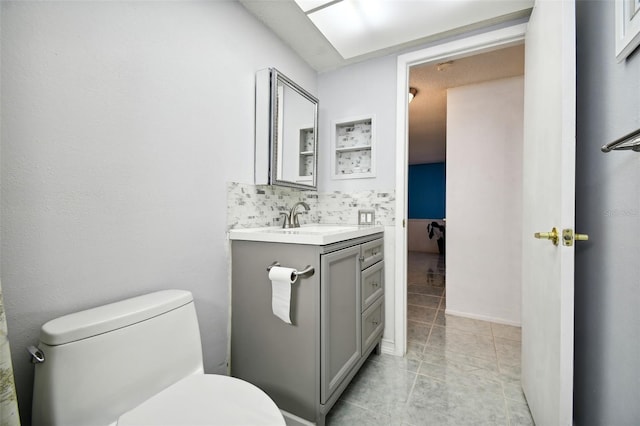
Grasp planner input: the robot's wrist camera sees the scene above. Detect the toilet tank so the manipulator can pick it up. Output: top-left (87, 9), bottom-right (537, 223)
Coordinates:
top-left (32, 290), bottom-right (204, 426)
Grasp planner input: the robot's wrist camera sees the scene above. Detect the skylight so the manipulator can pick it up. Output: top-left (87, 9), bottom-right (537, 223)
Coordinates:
top-left (294, 0), bottom-right (533, 59)
top-left (294, 0), bottom-right (342, 13)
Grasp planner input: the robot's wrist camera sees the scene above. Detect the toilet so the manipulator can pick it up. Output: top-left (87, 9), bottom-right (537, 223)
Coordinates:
top-left (30, 290), bottom-right (285, 426)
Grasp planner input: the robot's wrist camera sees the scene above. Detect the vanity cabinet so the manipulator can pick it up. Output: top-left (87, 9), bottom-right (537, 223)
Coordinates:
top-left (230, 233), bottom-right (384, 426)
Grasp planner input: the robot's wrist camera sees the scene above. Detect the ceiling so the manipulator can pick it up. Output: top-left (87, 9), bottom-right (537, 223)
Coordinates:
top-left (408, 44), bottom-right (525, 164)
top-left (239, 0), bottom-right (532, 72)
top-left (239, 0), bottom-right (529, 165)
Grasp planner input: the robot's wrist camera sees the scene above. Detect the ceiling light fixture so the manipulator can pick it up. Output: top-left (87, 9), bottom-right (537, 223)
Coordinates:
top-left (436, 60), bottom-right (454, 71)
top-left (408, 87), bottom-right (418, 103)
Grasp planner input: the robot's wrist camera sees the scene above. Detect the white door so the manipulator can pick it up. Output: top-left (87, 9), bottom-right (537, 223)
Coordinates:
top-left (395, 4), bottom-right (578, 422)
top-left (521, 0), bottom-right (578, 425)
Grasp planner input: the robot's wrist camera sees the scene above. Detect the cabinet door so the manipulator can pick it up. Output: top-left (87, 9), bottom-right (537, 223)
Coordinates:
top-left (320, 245), bottom-right (361, 404)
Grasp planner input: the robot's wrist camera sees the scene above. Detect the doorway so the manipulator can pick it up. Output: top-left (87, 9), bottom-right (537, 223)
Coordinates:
top-left (393, 23), bottom-right (528, 356)
top-left (394, 5), bottom-right (578, 423)
top-left (405, 43), bottom-right (525, 347)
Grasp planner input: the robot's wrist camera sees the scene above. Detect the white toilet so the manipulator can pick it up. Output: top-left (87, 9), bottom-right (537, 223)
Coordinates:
top-left (30, 290), bottom-right (285, 426)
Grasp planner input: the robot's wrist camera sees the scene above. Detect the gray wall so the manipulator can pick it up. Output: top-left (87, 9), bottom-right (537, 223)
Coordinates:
top-left (0, 1), bottom-right (316, 423)
top-left (575, 1), bottom-right (640, 425)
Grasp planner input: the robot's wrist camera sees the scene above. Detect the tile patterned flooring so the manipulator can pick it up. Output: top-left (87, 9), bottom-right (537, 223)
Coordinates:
top-left (326, 251), bottom-right (534, 426)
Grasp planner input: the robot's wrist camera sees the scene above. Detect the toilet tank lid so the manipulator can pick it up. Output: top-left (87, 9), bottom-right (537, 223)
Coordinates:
top-left (40, 290), bottom-right (194, 346)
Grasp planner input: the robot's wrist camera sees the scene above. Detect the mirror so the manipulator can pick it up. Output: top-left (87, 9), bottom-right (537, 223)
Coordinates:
top-left (269, 69), bottom-right (318, 190)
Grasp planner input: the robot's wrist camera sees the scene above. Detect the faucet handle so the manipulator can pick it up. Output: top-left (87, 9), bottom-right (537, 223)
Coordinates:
top-left (279, 212), bottom-right (290, 229)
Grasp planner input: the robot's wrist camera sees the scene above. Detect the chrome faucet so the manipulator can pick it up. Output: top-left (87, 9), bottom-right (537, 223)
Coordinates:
top-left (279, 201), bottom-right (310, 228)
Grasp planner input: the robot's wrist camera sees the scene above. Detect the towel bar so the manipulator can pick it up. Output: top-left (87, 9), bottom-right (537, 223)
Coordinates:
top-left (601, 127), bottom-right (640, 152)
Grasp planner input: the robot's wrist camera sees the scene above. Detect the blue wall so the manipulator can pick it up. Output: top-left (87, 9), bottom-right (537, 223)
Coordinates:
top-left (408, 162), bottom-right (446, 219)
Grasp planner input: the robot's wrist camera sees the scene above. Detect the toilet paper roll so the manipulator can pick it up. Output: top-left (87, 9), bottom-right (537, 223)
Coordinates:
top-left (268, 266), bottom-right (296, 324)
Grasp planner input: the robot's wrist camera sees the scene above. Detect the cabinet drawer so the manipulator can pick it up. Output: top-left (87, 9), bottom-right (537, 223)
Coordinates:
top-left (360, 238), bottom-right (383, 270)
top-left (361, 297), bottom-right (384, 356)
top-left (361, 261), bottom-right (384, 312)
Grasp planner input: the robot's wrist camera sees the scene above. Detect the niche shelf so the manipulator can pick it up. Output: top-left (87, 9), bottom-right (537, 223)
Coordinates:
top-left (332, 116), bottom-right (375, 179)
top-left (298, 127), bottom-right (314, 182)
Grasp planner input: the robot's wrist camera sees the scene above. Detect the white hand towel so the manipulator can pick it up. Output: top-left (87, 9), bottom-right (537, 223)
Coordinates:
top-left (268, 266), bottom-right (296, 324)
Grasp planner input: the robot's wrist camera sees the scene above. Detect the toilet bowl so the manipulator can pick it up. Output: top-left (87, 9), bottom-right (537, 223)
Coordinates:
top-left (30, 290), bottom-right (285, 426)
top-left (118, 374), bottom-right (284, 425)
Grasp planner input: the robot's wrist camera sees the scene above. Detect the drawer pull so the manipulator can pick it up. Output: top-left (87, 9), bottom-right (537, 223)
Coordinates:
top-left (372, 320), bottom-right (379, 326)
top-left (371, 281), bottom-right (379, 288)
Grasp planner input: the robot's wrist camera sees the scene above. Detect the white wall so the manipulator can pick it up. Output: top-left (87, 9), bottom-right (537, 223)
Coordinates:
top-left (317, 55), bottom-right (397, 193)
top-left (445, 76), bottom-right (524, 325)
top-left (0, 1), bottom-right (316, 422)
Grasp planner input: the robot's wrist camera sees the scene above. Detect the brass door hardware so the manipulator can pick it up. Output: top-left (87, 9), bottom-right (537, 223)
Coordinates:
top-left (534, 227), bottom-right (560, 245)
top-left (534, 227), bottom-right (589, 246)
top-left (562, 229), bottom-right (589, 246)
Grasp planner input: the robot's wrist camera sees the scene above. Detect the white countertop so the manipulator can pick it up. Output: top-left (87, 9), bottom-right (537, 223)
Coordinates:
top-left (228, 224), bottom-right (384, 246)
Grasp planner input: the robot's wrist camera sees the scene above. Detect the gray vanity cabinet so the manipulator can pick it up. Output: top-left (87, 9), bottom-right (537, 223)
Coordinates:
top-left (230, 232), bottom-right (384, 426)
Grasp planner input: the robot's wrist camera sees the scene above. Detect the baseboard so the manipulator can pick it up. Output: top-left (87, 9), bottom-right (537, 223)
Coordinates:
top-left (380, 338), bottom-right (396, 355)
top-left (444, 308), bottom-right (521, 327)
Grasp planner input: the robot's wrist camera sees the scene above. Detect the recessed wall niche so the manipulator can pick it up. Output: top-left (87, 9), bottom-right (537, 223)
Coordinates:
top-left (331, 116), bottom-right (375, 179)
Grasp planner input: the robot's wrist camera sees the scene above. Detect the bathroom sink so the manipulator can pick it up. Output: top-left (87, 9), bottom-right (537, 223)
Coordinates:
top-left (264, 225), bottom-right (357, 234)
top-left (229, 224), bottom-right (384, 245)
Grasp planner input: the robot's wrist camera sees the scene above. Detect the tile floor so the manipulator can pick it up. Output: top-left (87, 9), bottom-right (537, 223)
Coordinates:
top-left (326, 251), bottom-right (534, 426)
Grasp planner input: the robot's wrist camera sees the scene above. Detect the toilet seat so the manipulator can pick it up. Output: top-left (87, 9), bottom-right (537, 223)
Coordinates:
top-left (117, 374), bottom-right (285, 426)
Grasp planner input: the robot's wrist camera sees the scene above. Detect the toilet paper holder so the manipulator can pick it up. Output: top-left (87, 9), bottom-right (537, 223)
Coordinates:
top-left (266, 261), bottom-right (315, 281)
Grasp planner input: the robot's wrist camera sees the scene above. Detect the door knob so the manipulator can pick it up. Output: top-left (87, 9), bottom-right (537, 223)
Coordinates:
top-left (562, 229), bottom-right (589, 246)
top-left (534, 227), bottom-right (559, 245)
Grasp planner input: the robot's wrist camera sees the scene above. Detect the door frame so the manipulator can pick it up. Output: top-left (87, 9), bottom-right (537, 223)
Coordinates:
top-left (393, 22), bottom-right (528, 356)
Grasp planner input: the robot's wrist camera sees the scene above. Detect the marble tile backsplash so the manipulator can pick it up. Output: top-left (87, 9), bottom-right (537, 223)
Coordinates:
top-left (318, 190), bottom-right (395, 226)
top-left (227, 182), bottom-right (319, 229)
top-left (227, 182), bottom-right (395, 230)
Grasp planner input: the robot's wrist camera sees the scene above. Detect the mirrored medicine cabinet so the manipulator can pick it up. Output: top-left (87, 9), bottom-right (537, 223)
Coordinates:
top-left (255, 68), bottom-right (318, 190)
